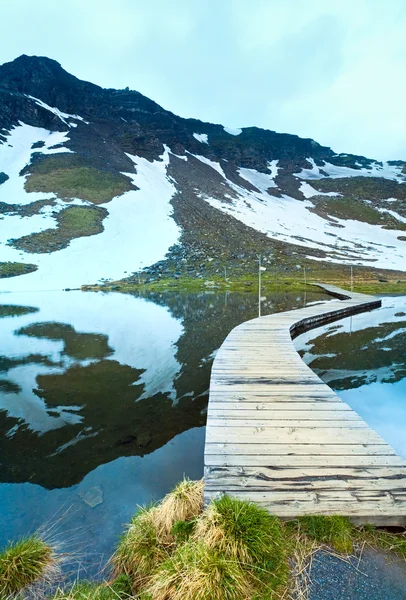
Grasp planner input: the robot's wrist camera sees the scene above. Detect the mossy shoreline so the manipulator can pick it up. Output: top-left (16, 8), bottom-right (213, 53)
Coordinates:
top-left (83, 271), bottom-right (406, 295)
top-left (1, 479), bottom-right (405, 599)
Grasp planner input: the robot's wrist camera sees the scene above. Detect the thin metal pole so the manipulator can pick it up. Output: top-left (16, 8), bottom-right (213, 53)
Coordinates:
top-left (258, 254), bottom-right (262, 318)
top-left (303, 267), bottom-right (307, 286)
top-left (351, 266), bottom-right (353, 293)
top-left (224, 266), bottom-right (227, 282)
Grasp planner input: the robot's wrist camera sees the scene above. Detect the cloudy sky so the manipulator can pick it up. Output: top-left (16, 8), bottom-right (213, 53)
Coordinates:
top-left (1, 0), bottom-right (405, 160)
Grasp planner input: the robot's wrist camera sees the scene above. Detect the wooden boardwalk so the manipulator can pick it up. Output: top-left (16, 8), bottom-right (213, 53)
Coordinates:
top-left (204, 284), bottom-right (406, 525)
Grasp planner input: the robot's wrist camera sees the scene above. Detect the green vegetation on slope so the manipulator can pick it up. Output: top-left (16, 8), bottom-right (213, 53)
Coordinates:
top-left (24, 154), bottom-right (135, 204)
top-left (9, 205), bottom-right (108, 253)
top-left (310, 176), bottom-right (406, 204)
top-left (310, 196), bottom-right (406, 230)
top-left (0, 198), bottom-right (55, 217)
top-left (0, 261), bottom-right (37, 278)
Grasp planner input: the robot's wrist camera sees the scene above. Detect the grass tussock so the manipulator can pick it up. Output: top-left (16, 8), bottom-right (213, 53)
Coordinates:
top-left (193, 496), bottom-right (289, 596)
top-left (153, 478), bottom-right (204, 543)
top-left (111, 478), bottom-right (203, 591)
top-left (111, 507), bottom-right (166, 591)
top-left (0, 535), bottom-right (58, 597)
top-left (145, 541), bottom-right (254, 600)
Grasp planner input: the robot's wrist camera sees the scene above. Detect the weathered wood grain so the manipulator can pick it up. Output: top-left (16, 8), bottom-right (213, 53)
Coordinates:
top-left (204, 283), bottom-right (406, 525)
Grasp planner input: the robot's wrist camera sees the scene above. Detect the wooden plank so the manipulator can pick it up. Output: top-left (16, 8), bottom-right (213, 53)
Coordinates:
top-left (208, 402), bottom-right (354, 411)
top-left (204, 443), bottom-right (396, 456)
top-left (205, 454), bottom-right (406, 467)
top-left (208, 409), bottom-right (362, 420)
top-left (206, 427), bottom-right (385, 444)
top-left (205, 466), bottom-right (406, 479)
top-left (207, 419), bottom-right (367, 428)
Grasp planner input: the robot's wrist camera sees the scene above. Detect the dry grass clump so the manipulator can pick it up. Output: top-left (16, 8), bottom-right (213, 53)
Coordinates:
top-left (357, 525), bottom-right (406, 559)
top-left (145, 541), bottom-right (254, 600)
top-left (111, 506), bottom-right (167, 591)
top-left (0, 535), bottom-right (59, 598)
top-left (152, 478), bottom-right (203, 543)
top-left (111, 479), bottom-right (203, 592)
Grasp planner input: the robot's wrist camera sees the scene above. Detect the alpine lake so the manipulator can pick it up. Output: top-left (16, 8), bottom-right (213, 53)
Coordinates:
top-left (0, 287), bottom-right (405, 577)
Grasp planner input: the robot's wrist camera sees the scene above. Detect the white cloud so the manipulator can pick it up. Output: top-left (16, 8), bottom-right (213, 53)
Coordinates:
top-left (1, 0), bottom-right (406, 159)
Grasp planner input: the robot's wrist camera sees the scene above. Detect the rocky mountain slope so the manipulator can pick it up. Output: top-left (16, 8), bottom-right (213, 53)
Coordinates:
top-left (1, 54), bottom-right (405, 291)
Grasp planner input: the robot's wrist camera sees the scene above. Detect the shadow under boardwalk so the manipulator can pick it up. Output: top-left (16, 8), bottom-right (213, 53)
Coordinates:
top-left (204, 284), bottom-right (406, 526)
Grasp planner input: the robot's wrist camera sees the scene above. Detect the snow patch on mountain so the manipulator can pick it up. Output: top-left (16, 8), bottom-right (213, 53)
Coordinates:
top-left (299, 181), bottom-right (340, 199)
top-left (197, 167), bottom-right (406, 270)
top-left (27, 95), bottom-right (89, 126)
top-left (193, 133), bottom-right (208, 144)
top-left (223, 126), bottom-right (242, 136)
top-left (0, 123), bottom-right (73, 209)
top-left (376, 207), bottom-right (406, 224)
top-left (237, 164), bottom-right (278, 192)
top-left (192, 154), bottom-right (226, 178)
top-left (0, 144), bottom-right (181, 292)
top-left (296, 157), bottom-right (406, 182)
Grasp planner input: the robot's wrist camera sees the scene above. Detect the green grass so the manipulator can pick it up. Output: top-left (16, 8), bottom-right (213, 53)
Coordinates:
top-left (10, 205), bottom-right (108, 253)
top-left (194, 496), bottom-right (289, 596)
top-left (51, 575), bottom-right (132, 599)
top-left (296, 515), bottom-right (354, 554)
top-left (0, 261), bottom-right (37, 278)
top-left (25, 154), bottom-right (135, 204)
top-left (84, 272), bottom-right (406, 295)
top-left (0, 536), bottom-right (56, 597)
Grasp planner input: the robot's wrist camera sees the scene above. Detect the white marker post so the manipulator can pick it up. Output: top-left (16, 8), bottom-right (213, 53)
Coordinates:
top-left (258, 254), bottom-right (262, 317)
top-left (258, 255), bottom-right (266, 317)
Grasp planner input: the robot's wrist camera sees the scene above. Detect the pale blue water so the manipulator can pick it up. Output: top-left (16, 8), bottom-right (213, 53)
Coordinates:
top-left (296, 294), bottom-right (406, 459)
top-left (0, 290), bottom-right (404, 580)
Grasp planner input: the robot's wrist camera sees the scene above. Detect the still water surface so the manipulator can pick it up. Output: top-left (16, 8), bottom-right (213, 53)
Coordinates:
top-left (0, 289), bottom-right (404, 574)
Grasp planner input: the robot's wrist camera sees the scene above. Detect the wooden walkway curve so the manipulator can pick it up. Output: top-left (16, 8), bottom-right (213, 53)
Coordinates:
top-left (204, 284), bottom-right (406, 525)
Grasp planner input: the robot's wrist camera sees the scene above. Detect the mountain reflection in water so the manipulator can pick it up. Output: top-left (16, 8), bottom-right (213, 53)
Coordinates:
top-left (0, 288), bottom-right (328, 570)
top-left (295, 295), bottom-right (406, 458)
